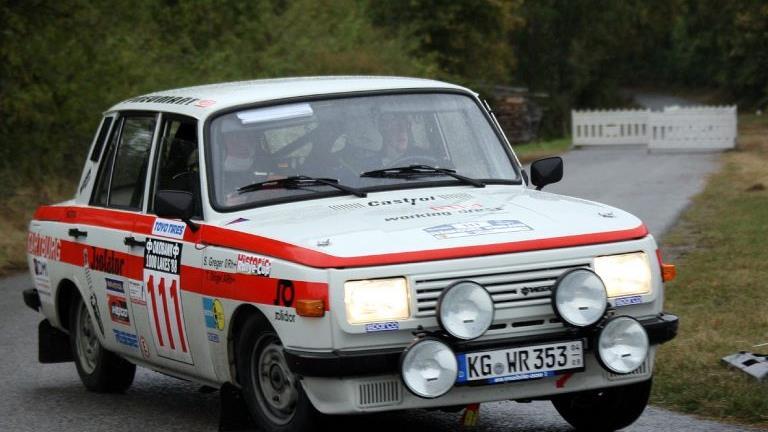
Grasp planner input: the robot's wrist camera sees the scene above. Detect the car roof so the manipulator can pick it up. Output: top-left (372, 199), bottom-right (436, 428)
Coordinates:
top-left (106, 76), bottom-right (473, 120)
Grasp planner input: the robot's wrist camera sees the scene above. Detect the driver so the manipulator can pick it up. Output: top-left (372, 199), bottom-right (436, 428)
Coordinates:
top-left (220, 129), bottom-right (271, 205)
top-left (379, 114), bottom-right (412, 167)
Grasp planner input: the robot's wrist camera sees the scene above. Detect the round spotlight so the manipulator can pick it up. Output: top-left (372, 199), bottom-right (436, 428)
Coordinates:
top-left (597, 316), bottom-right (649, 374)
top-left (400, 338), bottom-right (458, 398)
top-left (551, 268), bottom-right (608, 327)
top-left (437, 281), bottom-right (494, 340)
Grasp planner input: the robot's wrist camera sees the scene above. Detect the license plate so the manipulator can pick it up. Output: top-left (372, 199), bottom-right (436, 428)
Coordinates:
top-left (456, 340), bottom-right (584, 385)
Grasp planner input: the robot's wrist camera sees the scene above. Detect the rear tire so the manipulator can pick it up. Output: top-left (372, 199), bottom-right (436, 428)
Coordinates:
top-left (551, 378), bottom-right (652, 431)
top-left (236, 315), bottom-right (321, 432)
top-left (69, 293), bottom-right (136, 393)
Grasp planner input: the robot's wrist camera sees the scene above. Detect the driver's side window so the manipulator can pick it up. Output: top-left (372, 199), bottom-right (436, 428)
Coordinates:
top-left (150, 115), bottom-right (202, 218)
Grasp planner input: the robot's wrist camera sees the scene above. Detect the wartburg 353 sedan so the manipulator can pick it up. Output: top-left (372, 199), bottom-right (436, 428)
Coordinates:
top-left (25, 76), bottom-right (678, 431)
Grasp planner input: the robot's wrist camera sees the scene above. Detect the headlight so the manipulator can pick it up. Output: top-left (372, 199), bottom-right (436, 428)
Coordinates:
top-left (437, 281), bottom-right (494, 340)
top-left (593, 252), bottom-right (652, 298)
top-left (552, 268), bottom-right (608, 327)
top-left (597, 316), bottom-right (649, 374)
top-left (400, 338), bottom-right (457, 398)
top-left (344, 278), bottom-right (410, 324)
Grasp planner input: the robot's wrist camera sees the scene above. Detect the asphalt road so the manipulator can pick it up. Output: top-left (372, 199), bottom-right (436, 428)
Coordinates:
top-left (2, 145), bottom-right (759, 431)
top-left (545, 147), bottom-right (720, 238)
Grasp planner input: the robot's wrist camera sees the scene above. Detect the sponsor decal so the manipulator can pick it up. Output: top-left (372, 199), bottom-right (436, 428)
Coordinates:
top-left (367, 196), bottom-right (436, 207)
top-left (195, 99), bottom-right (216, 108)
top-left (207, 332), bottom-right (220, 343)
top-left (614, 295), bottom-right (643, 307)
top-left (32, 257), bottom-right (52, 297)
top-left (385, 207), bottom-right (506, 223)
top-left (108, 294), bottom-right (131, 326)
top-left (140, 336), bottom-right (151, 359)
top-left (79, 168), bottom-right (91, 194)
top-left (430, 203), bottom-right (485, 212)
top-left (143, 238), bottom-right (192, 364)
top-left (105, 277), bottom-right (125, 294)
top-left (425, 220), bottom-right (532, 240)
top-left (202, 256), bottom-right (237, 271)
top-left (128, 280), bottom-right (146, 305)
top-left (203, 298), bottom-right (225, 330)
top-left (83, 249), bottom-right (105, 336)
top-left (27, 233), bottom-right (61, 260)
top-left (87, 246), bottom-right (125, 276)
top-left (274, 309), bottom-right (296, 323)
top-left (273, 280), bottom-right (294, 307)
top-left (236, 254), bottom-right (271, 277)
top-left (225, 217), bottom-right (249, 225)
top-left (365, 322), bottom-right (399, 332)
top-left (384, 211), bottom-right (452, 222)
top-left (152, 218), bottom-right (187, 240)
top-left (123, 94), bottom-right (200, 106)
top-left (521, 286), bottom-right (551, 296)
top-left (205, 271), bottom-right (235, 285)
top-left (144, 239), bottom-right (181, 274)
top-left (113, 329), bottom-right (138, 349)
top-left (328, 203), bottom-right (366, 211)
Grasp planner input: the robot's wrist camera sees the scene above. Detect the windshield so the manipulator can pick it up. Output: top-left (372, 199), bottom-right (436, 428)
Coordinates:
top-left (207, 92), bottom-right (519, 210)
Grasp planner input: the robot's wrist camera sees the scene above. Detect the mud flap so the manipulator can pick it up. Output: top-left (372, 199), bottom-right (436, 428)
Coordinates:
top-left (219, 382), bottom-right (256, 431)
top-left (39, 319), bottom-right (74, 363)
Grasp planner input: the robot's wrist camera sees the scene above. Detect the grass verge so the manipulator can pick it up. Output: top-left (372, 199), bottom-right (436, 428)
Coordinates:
top-left (651, 113), bottom-right (768, 427)
top-left (513, 137), bottom-right (571, 163)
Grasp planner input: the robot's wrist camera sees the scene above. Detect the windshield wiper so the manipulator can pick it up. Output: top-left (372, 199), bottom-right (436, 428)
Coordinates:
top-left (237, 175), bottom-right (367, 198)
top-left (360, 165), bottom-right (485, 188)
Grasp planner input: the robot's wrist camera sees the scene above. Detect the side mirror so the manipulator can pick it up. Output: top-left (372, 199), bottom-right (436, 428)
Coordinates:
top-left (530, 156), bottom-right (563, 190)
top-left (155, 190), bottom-right (199, 231)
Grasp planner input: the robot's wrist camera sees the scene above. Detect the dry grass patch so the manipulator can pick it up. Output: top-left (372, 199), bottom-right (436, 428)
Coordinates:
top-left (0, 182), bottom-right (73, 275)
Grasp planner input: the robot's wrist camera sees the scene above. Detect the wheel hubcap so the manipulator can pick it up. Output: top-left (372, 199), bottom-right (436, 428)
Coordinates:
top-left (251, 337), bottom-right (298, 425)
top-left (76, 302), bottom-right (99, 374)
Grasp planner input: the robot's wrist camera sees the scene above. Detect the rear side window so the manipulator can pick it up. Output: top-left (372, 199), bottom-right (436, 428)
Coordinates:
top-left (91, 114), bottom-right (157, 210)
top-left (89, 116), bottom-right (114, 162)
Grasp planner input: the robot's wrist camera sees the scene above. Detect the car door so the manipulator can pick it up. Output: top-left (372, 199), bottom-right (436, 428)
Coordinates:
top-left (129, 114), bottom-right (208, 374)
top-left (83, 112), bottom-right (159, 357)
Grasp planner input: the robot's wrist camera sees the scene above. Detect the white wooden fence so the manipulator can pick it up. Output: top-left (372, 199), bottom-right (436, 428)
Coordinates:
top-left (572, 106), bottom-right (737, 151)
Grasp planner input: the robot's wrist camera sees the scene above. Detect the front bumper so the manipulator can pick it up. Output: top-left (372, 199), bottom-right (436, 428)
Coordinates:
top-left (285, 313), bottom-right (678, 378)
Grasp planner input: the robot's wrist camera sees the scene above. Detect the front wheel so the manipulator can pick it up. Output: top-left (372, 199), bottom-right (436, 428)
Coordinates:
top-left (551, 378), bottom-right (652, 431)
top-left (236, 316), bottom-right (321, 432)
top-left (69, 293), bottom-right (136, 392)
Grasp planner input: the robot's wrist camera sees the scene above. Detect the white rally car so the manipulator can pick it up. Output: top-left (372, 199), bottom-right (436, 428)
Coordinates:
top-left (25, 76), bottom-right (678, 431)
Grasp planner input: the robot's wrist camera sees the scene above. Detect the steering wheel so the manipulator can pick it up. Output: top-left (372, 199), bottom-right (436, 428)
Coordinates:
top-left (387, 154), bottom-right (443, 168)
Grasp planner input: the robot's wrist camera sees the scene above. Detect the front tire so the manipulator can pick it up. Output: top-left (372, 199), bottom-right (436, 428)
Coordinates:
top-left (551, 378), bottom-right (652, 431)
top-left (69, 293), bottom-right (136, 392)
top-left (236, 316), bottom-right (321, 432)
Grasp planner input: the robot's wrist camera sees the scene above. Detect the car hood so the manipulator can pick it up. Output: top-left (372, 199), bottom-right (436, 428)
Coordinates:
top-left (209, 186), bottom-right (646, 263)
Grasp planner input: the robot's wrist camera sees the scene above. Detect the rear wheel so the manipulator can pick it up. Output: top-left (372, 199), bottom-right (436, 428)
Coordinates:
top-left (236, 316), bottom-right (321, 432)
top-left (551, 378), bottom-right (652, 431)
top-left (69, 293), bottom-right (136, 392)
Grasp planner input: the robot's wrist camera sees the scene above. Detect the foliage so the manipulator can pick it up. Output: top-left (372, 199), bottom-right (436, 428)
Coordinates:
top-left (0, 0), bottom-right (429, 194)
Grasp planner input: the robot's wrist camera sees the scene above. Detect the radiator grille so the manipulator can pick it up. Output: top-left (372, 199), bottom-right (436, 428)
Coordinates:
top-left (357, 379), bottom-right (402, 408)
top-left (412, 262), bottom-right (590, 318)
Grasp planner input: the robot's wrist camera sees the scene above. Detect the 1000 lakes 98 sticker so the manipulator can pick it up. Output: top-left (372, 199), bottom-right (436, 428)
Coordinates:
top-left (143, 238), bottom-right (192, 364)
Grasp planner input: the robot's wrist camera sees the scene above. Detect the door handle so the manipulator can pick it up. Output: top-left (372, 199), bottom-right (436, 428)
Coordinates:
top-left (68, 228), bottom-right (88, 239)
top-left (124, 236), bottom-right (147, 248)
